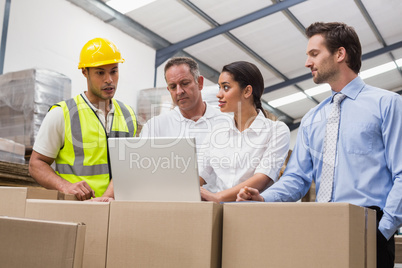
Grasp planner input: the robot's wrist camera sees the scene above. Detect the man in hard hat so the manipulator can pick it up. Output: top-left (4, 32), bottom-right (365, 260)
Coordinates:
top-left (29, 37), bottom-right (137, 201)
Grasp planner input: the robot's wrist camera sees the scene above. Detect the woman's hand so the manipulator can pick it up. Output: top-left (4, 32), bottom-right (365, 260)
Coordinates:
top-left (236, 186), bottom-right (264, 202)
top-left (200, 187), bottom-right (222, 203)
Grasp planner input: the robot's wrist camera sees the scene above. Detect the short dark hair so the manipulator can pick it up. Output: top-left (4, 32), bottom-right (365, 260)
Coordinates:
top-left (164, 57), bottom-right (200, 82)
top-left (222, 61), bottom-right (267, 117)
top-left (306, 22), bottom-right (362, 74)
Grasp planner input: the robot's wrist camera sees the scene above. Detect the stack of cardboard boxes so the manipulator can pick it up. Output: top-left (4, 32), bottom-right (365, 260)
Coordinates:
top-left (0, 186), bottom-right (377, 267)
top-left (0, 68), bottom-right (71, 149)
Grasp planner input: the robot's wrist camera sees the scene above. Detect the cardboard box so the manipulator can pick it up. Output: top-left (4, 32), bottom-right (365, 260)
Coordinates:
top-left (222, 203), bottom-right (376, 268)
top-left (0, 186), bottom-right (62, 217)
top-left (395, 235), bottom-right (402, 263)
top-left (107, 201), bottom-right (222, 268)
top-left (25, 199), bottom-right (110, 268)
top-left (59, 192), bottom-right (79, 201)
top-left (0, 216), bottom-right (85, 268)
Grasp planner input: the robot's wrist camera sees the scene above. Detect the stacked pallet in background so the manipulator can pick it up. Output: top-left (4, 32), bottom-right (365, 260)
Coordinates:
top-left (0, 68), bottom-right (71, 151)
top-left (0, 160), bottom-right (39, 187)
top-left (0, 138), bottom-right (25, 164)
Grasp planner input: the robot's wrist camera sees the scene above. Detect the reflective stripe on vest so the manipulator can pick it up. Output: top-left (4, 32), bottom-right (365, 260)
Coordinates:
top-left (56, 97), bottom-right (110, 176)
top-left (54, 95), bottom-right (137, 197)
top-left (109, 99), bottom-right (136, 138)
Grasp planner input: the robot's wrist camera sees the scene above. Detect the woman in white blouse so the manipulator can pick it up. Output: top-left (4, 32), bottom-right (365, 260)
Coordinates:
top-left (198, 61), bottom-right (290, 202)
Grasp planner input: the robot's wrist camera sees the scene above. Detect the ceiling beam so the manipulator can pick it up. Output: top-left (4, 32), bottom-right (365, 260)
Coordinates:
top-left (264, 40), bottom-right (402, 94)
top-left (261, 100), bottom-right (294, 124)
top-left (354, 0), bottom-right (402, 77)
top-left (181, 0), bottom-right (295, 122)
top-left (156, 0), bottom-right (307, 67)
top-left (272, 0), bottom-right (306, 36)
top-left (67, 0), bottom-right (169, 49)
top-left (288, 122), bottom-right (301, 132)
top-left (66, 0), bottom-right (221, 83)
top-left (270, 0), bottom-right (319, 105)
top-left (182, 0), bottom-right (318, 107)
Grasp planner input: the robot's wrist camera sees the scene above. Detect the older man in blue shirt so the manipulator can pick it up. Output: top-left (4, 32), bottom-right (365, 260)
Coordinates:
top-left (237, 22), bottom-right (402, 268)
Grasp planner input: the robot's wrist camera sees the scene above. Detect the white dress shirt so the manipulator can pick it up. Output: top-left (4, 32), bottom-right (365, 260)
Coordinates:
top-left (140, 102), bottom-right (230, 148)
top-left (198, 111), bottom-right (290, 193)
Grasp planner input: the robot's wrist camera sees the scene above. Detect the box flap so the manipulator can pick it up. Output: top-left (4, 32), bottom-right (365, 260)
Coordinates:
top-left (25, 199), bottom-right (109, 268)
top-left (26, 187), bottom-right (60, 199)
top-left (0, 216), bottom-right (86, 268)
top-left (0, 186), bottom-right (28, 217)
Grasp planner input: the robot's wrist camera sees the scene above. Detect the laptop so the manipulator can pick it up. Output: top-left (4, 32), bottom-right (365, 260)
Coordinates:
top-left (108, 137), bottom-right (201, 202)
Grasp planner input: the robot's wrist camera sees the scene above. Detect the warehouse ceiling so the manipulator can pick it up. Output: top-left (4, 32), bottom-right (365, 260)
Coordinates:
top-left (67, 0), bottom-right (402, 129)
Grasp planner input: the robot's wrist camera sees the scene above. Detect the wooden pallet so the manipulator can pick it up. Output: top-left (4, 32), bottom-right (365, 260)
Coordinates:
top-left (0, 160), bottom-right (40, 187)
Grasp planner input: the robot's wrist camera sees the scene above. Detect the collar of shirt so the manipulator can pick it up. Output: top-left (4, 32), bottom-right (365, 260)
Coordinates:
top-left (81, 92), bottom-right (115, 115)
top-left (331, 76), bottom-right (365, 102)
top-left (228, 110), bottom-right (267, 134)
top-left (172, 102), bottom-right (213, 123)
top-left (81, 93), bottom-right (115, 133)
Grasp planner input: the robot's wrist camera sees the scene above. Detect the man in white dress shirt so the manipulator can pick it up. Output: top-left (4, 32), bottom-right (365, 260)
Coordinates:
top-left (140, 57), bottom-right (229, 193)
top-left (140, 57), bottom-right (229, 152)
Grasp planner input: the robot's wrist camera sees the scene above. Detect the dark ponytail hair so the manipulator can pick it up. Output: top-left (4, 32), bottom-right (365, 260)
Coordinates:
top-left (221, 61), bottom-right (267, 117)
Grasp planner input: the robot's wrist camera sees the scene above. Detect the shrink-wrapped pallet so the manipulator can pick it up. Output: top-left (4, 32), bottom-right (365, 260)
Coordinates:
top-left (0, 138), bottom-right (25, 164)
top-left (0, 69), bottom-right (71, 147)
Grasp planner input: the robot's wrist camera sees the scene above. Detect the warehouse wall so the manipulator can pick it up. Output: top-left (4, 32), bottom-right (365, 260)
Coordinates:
top-left (0, 0), bottom-right (156, 112)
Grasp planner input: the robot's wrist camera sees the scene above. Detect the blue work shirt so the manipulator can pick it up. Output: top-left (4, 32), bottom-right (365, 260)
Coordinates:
top-left (261, 76), bottom-right (402, 240)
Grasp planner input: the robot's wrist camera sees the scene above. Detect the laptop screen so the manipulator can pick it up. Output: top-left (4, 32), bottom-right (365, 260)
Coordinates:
top-left (108, 137), bottom-right (201, 202)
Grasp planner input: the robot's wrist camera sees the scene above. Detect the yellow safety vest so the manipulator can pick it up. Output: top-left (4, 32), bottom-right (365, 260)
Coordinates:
top-left (52, 94), bottom-right (137, 197)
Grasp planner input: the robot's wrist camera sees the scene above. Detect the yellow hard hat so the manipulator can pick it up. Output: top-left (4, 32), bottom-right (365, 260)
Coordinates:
top-left (78, 37), bottom-right (125, 69)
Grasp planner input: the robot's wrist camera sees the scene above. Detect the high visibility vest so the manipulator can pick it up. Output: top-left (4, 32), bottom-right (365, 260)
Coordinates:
top-left (52, 94), bottom-right (137, 197)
